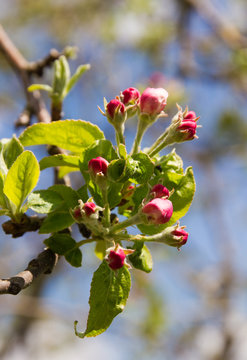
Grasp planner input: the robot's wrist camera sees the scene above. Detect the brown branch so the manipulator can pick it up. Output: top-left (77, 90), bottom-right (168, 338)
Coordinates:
top-left (2, 215), bottom-right (44, 238)
top-left (0, 24), bottom-right (51, 125)
top-left (0, 249), bottom-right (58, 295)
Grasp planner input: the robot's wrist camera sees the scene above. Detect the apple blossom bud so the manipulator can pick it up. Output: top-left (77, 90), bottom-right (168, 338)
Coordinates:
top-left (106, 248), bottom-right (126, 270)
top-left (177, 120), bottom-right (197, 140)
top-left (88, 156), bottom-right (109, 176)
top-left (122, 87), bottom-right (140, 105)
top-left (73, 207), bottom-right (82, 219)
top-left (83, 202), bottom-right (96, 217)
top-left (151, 184), bottom-right (169, 198)
top-left (106, 99), bottom-right (125, 120)
top-left (142, 198), bottom-right (173, 225)
top-left (171, 228), bottom-right (188, 245)
top-left (140, 87), bottom-right (168, 115)
top-left (183, 111), bottom-right (196, 121)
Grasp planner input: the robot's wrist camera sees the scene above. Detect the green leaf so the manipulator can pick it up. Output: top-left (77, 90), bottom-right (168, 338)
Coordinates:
top-left (128, 242), bottom-right (153, 273)
top-left (39, 211), bottom-right (74, 233)
top-left (58, 166), bottom-right (79, 178)
top-left (75, 260), bottom-right (131, 338)
top-left (158, 149), bottom-right (183, 173)
top-left (130, 153), bottom-right (154, 184)
top-left (107, 153), bottom-right (154, 185)
top-left (48, 184), bottom-right (80, 209)
top-left (39, 154), bottom-right (80, 170)
top-left (44, 233), bottom-right (77, 254)
top-left (76, 185), bottom-right (88, 203)
top-left (3, 151), bottom-right (40, 211)
top-left (2, 136), bottom-right (24, 169)
top-left (0, 173), bottom-right (6, 209)
top-left (27, 190), bottom-right (64, 214)
top-left (138, 167), bottom-right (196, 235)
top-left (44, 233), bottom-right (82, 267)
top-left (65, 248), bottom-right (82, 267)
top-left (94, 241), bottom-right (107, 260)
top-left (0, 209), bottom-right (11, 216)
top-left (28, 84), bottom-right (53, 93)
top-left (65, 64), bottom-right (90, 95)
top-left (132, 184), bottom-right (149, 212)
top-left (19, 120), bottom-right (104, 153)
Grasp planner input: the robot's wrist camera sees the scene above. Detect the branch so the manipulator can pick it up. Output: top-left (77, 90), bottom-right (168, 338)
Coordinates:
top-left (2, 215), bottom-right (44, 238)
top-left (0, 25), bottom-right (50, 125)
top-left (0, 249), bottom-right (58, 295)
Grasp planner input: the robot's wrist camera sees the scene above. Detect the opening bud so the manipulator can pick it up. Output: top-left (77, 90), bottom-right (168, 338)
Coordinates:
top-left (171, 227), bottom-right (188, 246)
top-left (106, 99), bottom-right (125, 122)
top-left (142, 198), bottom-right (173, 225)
top-left (88, 156), bottom-right (109, 177)
top-left (105, 244), bottom-right (134, 270)
top-left (151, 184), bottom-right (169, 199)
top-left (140, 87), bottom-right (168, 115)
top-left (122, 87), bottom-right (140, 105)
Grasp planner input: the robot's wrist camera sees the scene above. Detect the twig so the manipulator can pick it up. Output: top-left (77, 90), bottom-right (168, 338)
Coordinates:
top-left (0, 249), bottom-right (58, 295)
top-left (2, 215), bottom-right (44, 238)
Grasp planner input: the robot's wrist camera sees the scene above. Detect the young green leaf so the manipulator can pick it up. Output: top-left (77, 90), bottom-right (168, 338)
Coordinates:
top-left (27, 190), bottom-right (64, 214)
top-left (65, 64), bottom-right (90, 95)
top-left (19, 120), bottom-right (104, 153)
top-left (65, 248), bottom-right (82, 267)
top-left (44, 233), bottom-right (82, 267)
top-left (39, 154), bottom-right (80, 170)
top-left (0, 173), bottom-right (6, 209)
top-left (39, 211), bottom-right (74, 233)
top-left (48, 184), bottom-right (81, 209)
top-left (2, 136), bottom-right (24, 169)
top-left (28, 84), bottom-right (53, 93)
top-left (128, 242), bottom-right (153, 273)
top-left (3, 151), bottom-right (40, 212)
top-left (74, 260), bottom-right (131, 338)
top-left (44, 233), bottom-right (77, 254)
top-left (58, 166), bottom-right (79, 178)
top-left (158, 149), bottom-right (183, 173)
top-left (94, 240), bottom-right (107, 260)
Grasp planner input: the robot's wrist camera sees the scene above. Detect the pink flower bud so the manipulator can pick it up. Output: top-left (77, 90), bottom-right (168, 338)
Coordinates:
top-left (171, 228), bottom-right (188, 245)
top-left (183, 111), bottom-right (197, 121)
top-left (142, 198), bottom-right (173, 225)
top-left (83, 202), bottom-right (96, 217)
top-left (151, 184), bottom-right (169, 198)
top-left (140, 87), bottom-right (168, 115)
top-left (106, 99), bottom-right (125, 120)
top-left (88, 156), bottom-right (109, 176)
top-left (122, 87), bottom-right (140, 105)
top-left (177, 120), bottom-right (197, 140)
top-left (73, 207), bottom-right (82, 219)
top-left (107, 248), bottom-right (126, 270)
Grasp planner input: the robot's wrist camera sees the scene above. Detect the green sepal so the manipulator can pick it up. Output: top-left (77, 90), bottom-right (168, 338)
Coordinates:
top-left (74, 260), bottom-right (131, 338)
top-left (128, 241), bottom-right (153, 273)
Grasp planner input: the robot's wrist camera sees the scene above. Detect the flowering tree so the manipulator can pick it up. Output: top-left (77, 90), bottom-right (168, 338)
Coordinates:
top-left (0, 26), bottom-right (199, 338)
